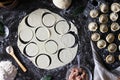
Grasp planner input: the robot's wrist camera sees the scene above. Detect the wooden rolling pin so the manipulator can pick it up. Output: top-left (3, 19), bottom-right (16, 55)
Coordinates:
top-left (6, 46), bottom-right (27, 72)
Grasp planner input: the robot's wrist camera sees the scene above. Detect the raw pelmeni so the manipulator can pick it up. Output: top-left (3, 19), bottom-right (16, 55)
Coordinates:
top-left (100, 3), bottom-right (109, 13)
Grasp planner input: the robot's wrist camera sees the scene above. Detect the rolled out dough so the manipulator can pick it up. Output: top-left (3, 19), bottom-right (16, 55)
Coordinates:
top-left (17, 9), bottom-right (78, 69)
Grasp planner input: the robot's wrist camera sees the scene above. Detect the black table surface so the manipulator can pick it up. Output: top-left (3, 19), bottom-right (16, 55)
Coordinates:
top-left (0, 0), bottom-right (108, 80)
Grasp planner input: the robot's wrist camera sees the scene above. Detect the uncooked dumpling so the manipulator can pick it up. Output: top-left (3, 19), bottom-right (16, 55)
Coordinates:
top-left (111, 22), bottom-right (120, 32)
top-left (118, 33), bottom-right (120, 41)
top-left (97, 40), bottom-right (106, 49)
top-left (110, 12), bottom-right (118, 21)
top-left (99, 14), bottom-right (108, 23)
top-left (100, 3), bottom-right (109, 13)
top-left (100, 24), bottom-right (108, 33)
top-left (106, 33), bottom-right (115, 43)
top-left (91, 33), bottom-right (100, 41)
top-left (108, 43), bottom-right (117, 53)
top-left (118, 55), bottom-right (120, 61)
top-left (53, 0), bottom-right (72, 9)
top-left (88, 22), bottom-right (98, 31)
top-left (111, 3), bottom-right (120, 13)
top-left (106, 55), bottom-right (115, 64)
top-left (90, 9), bottom-right (99, 18)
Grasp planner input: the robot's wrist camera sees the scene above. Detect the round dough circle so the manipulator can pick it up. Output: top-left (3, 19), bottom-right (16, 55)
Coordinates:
top-left (111, 3), bottom-right (120, 13)
top-left (97, 40), bottom-right (106, 49)
top-left (90, 9), bottom-right (99, 18)
top-left (91, 33), bottom-right (100, 41)
top-left (111, 22), bottom-right (120, 32)
top-left (99, 14), bottom-right (108, 23)
top-left (55, 20), bottom-right (70, 34)
top-left (106, 33), bottom-right (115, 43)
top-left (106, 55), bottom-right (115, 64)
top-left (58, 48), bottom-right (73, 63)
top-left (25, 42), bottom-right (39, 57)
top-left (19, 28), bottom-right (33, 42)
top-left (88, 22), bottom-right (98, 31)
top-left (27, 10), bottom-right (43, 27)
top-left (45, 40), bottom-right (58, 54)
top-left (100, 3), bottom-right (109, 13)
top-left (35, 27), bottom-right (50, 41)
top-left (100, 24), bottom-right (108, 33)
top-left (42, 13), bottom-right (56, 27)
top-left (110, 12), bottom-right (118, 21)
top-left (52, 0), bottom-right (72, 9)
top-left (108, 43), bottom-right (117, 53)
top-left (36, 54), bottom-right (51, 68)
top-left (61, 33), bottom-right (76, 48)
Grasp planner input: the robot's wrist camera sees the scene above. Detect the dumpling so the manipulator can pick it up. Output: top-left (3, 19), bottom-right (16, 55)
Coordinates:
top-left (110, 12), bottom-right (118, 21)
top-left (111, 3), bottom-right (120, 13)
top-left (106, 55), bottom-right (115, 64)
top-left (108, 43), bottom-right (117, 53)
top-left (99, 14), bottom-right (108, 23)
top-left (106, 33), bottom-right (115, 43)
top-left (118, 55), bottom-right (120, 61)
top-left (100, 24), bottom-right (108, 33)
top-left (100, 3), bottom-right (109, 13)
top-left (118, 33), bottom-right (120, 41)
top-left (97, 40), bottom-right (106, 49)
top-left (52, 0), bottom-right (72, 9)
top-left (88, 22), bottom-right (98, 31)
top-left (90, 9), bottom-right (99, 18)
top-left (91, 33), bottom-right (100, 41)
top-left (111, 22), bottom-right (120, 32)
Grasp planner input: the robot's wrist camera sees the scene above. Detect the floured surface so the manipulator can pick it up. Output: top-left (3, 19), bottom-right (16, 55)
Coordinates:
top-left (17, 9), bottom-right (78, 70)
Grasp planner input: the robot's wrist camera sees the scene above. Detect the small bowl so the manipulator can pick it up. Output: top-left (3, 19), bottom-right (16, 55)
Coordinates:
top-left (66, 65), bottom-right (92, 80)
top-left (0, 26), bottom-right (9, 40)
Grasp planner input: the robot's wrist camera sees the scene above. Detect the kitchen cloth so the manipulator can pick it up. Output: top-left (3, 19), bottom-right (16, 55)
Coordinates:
top-left (90, 41), bottom-right (120, 80)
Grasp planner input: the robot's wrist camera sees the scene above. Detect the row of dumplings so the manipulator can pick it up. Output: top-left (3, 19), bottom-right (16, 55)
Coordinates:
top-left (88, 22), bottom-right (120, 32)
top-left (90, 3), bottom-right (120, 18)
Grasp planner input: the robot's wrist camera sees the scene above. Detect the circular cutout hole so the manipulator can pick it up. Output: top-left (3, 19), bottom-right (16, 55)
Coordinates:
top-left (35, 27), bottom-right (50, 41)
top-left (45, 40), bottom-right (58, 54)
top-left (24, 42), bottom-right (39, 57)
top-left (42, 12), bottom-right (56, 28)
top-left (58, 48), bottom-right (73, 63)
top-left (54, 20), bottom-right (71, 35)
top-left (61, 32), bottom-right (76, 48)
top-left (19, 28), bottom-right (33, 43)
top-left (35, 54), bottom-right (51, 68)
